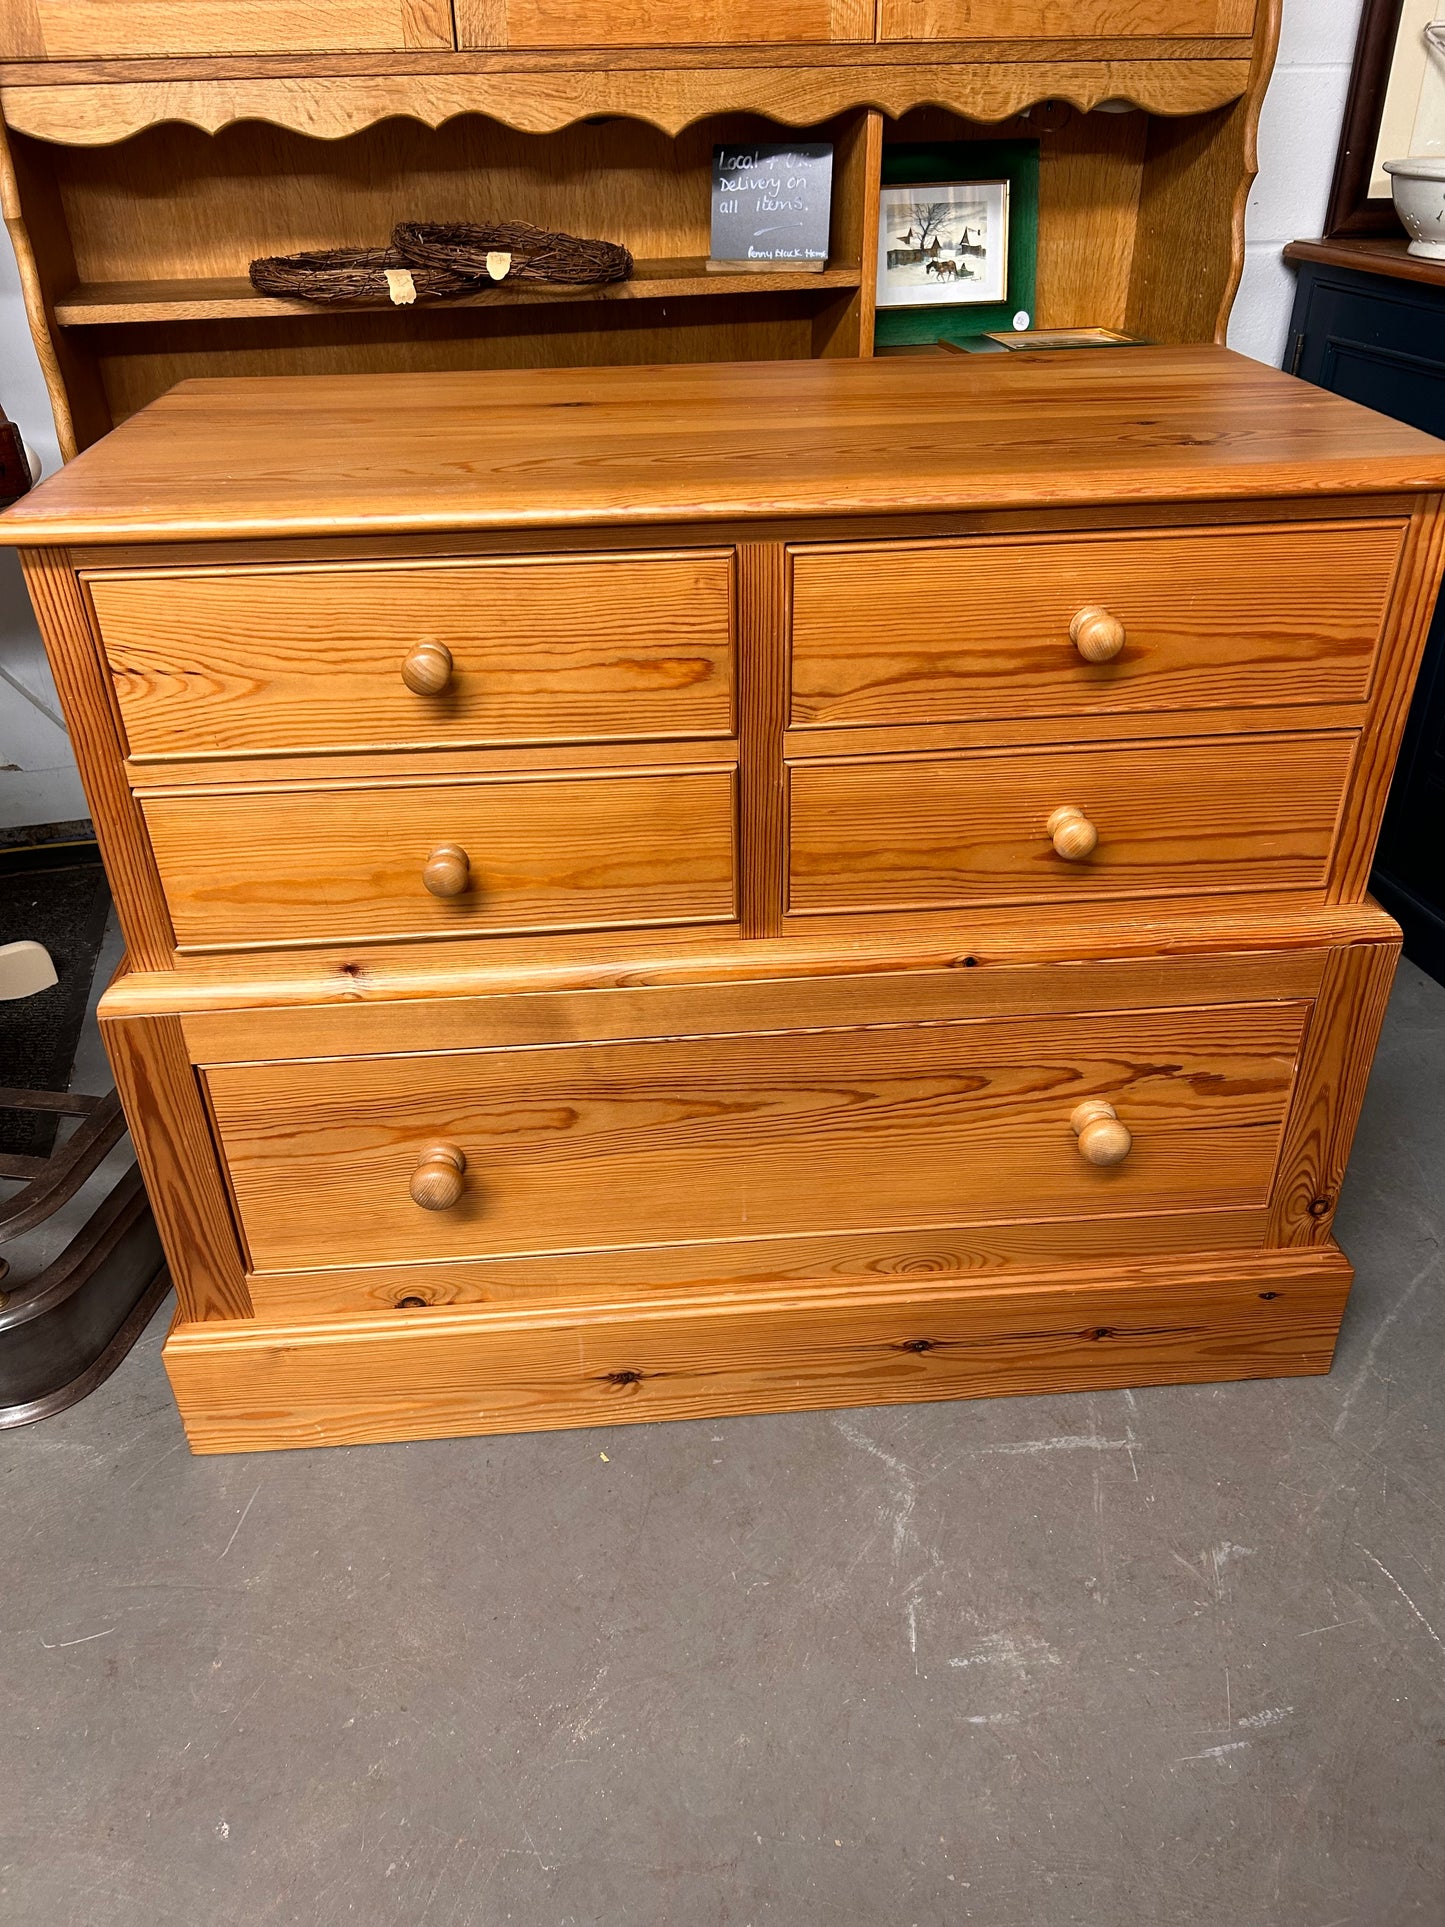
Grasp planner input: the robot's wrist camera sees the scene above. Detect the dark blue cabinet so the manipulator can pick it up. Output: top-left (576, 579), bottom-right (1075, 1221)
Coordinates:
top-left (1287, 256), bottom-right (1445, 984)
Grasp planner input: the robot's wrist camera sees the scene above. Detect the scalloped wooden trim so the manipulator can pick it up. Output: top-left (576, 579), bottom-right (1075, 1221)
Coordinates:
top-left (1, 59), bottom-right (1253, 144)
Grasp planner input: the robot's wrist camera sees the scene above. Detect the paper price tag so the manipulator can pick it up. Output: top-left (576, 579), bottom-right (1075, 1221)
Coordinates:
top-left (486, 251), bottom-right (512, 281)
top-left (384, 268), bottom-right (418, 306)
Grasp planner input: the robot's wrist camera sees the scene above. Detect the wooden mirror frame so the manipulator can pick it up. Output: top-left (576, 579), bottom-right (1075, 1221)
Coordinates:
top-left (1325, 0), bottom-right (1411, 238)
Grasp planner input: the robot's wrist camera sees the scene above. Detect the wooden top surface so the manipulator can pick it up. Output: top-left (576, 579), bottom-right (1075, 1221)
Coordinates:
top-left (1284, 236), bottom-right (1445, 294)
top-left (5, 345), bottom-right (1445, 547)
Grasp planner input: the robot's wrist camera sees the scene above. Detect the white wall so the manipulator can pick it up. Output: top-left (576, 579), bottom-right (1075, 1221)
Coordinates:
top-left (1, 221), bottom-right (85, 829)
top-left (0, 0), bottom-right (1370, 829)
top-left (1227, 0), bottom-right (1368, 364)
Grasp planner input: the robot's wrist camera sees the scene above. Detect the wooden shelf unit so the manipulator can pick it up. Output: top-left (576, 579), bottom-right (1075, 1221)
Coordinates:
top-left (0, 7), bottom-right (1282, 457)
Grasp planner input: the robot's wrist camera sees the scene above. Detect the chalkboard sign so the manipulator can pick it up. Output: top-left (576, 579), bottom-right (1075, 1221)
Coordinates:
top-left (709, 143), bottom-right (833, 271)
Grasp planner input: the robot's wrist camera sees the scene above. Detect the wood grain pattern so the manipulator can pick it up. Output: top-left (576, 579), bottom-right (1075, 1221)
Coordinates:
top-left (143, 765), bottom-right (739, 950)
top-left (7, 350), bottom-right (1443, 549)
top-left (1031, 101), bottom-right (1147, 335)
top-left (101, 1008), bottom-right (252, 1323)
top-left (1267, 940), bottom-right (1399, 1247)
top-left (880, 0), bottom-right (1254, 36)
top-left (126, 733), bottom-right (744, 789)
top-left (1283, 237), bottom-right (1445, 295)
top-left (161, 1245), bottom-right (1354, 1453)
top-left (204, 1003), bottom-right (1306, 1271)
top-left (52, 260), bottom-right (864, 326)
top-left (17, 0), bottom-right (455, 58)
top-left (1329, 497), bottom-right (1445, 901)
top-left (178, 948), bottom-right (1329, 1064)
top-left (85, 304), bottom-right (828, 433)
top-left (0, 40), bottom-right (1267, 80)
top-left (0, 119), bottom-right (111, 459)
top-left (0, 62), bottom-right (1255, 148)
top-left (245, 1206), bottom-right (1275, 1318)
top-left (0, 0), bottom-right (43, 63)
top-left (17, 548), bottom-right (177, 971)
top-left (101, 898), bottom-right (1398, 1015)
top-left (47, 116), bottom-right (835, 295)
top-left (786, 732), bottom-right (1356, 915)
top-left (458, 0), bottom-right (873, 46)
top-left (736, 543), bottom-right (788, 938)
top-left (1125, 0), bottom-right (1279, 345)
top-left (812, 105), bottom-right (881, 358)
top-left (786, 703), bottom-right (1370, 760)
top-left (89, 549), bottom-right (736, 759)
top-left (78, 494), bottom-right (1410, 577)
top-left (788, 521), bottom-right (1405, 728)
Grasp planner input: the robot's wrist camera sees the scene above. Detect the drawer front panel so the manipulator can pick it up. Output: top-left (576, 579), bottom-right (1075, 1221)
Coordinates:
top-left (207, 1003), bottom-right (1307, 1273)
top-left (92, 551), bottom-right (734, 759)
top-left (13, 0), bottom-right (455, 57)
top-left (789, 523), bottom-right (1404, 729)
top-left (878, 0), bottom-right (1255, 38)
top-left (456, 0), bottom-right (872, 46)
top-left (144, 766), bottom-right (737, 949)
top-left (787, 733), bottom-right (1354, 915)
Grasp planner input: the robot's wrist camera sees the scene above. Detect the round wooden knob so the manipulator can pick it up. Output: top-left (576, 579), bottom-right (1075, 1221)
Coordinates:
top-left (401, 640), bottom-right (454, 695)
top-left (410, 1141), bottom-right (467, 1210)
top-left (1070, 606), bottom-right (1126, 664)
top-left (423, 843), bottom-right (470, 897)
top-left (1071, 1100), bottom-right (1133, 1167)
top-left (1046, 805), bottom-right (1098, 861)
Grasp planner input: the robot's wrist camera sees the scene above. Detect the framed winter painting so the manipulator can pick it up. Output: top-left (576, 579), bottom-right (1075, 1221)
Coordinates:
top-left (875, 179), bottom-right (1010, 309)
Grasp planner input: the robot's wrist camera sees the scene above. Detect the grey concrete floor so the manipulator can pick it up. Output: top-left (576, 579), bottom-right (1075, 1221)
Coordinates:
top-left (3, 961), bottom-right (1444, 1927)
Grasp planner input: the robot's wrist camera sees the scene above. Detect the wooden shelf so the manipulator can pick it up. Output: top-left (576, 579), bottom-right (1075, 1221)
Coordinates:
top-left (53, 258), bottom-right (862, 327)
top-left (1284, 236), bottom-right (1445, 293)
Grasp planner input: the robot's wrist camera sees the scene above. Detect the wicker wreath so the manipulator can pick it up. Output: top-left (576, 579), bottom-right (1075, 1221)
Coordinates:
top-left (248, 247), bottom-right (481, 305)
top-left (394, 220), bottom-right (633, 286)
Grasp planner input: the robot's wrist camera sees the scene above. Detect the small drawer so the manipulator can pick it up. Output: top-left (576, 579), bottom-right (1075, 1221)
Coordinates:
top-left (788, 522), bottom-right (1405, 730)
top-left (205, 1002), bottom-right (1307, 1275)
top-left (787, 732), bottom-right (1354, 916)
top-left (91, 549), bottom-right (734, 760)
top-left (142, 765), bottom-right (737, 950)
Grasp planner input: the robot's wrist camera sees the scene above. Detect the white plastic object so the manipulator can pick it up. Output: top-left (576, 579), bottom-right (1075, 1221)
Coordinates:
top-left (0, 940), bottom-right (58, 1000)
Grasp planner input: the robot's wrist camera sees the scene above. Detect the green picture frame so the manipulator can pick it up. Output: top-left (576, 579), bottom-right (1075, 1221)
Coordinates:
top-left (873, 139), bottom-right (1040, 350)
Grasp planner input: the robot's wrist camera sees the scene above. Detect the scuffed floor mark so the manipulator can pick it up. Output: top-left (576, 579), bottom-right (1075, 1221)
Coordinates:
top-left (218, 1482), bottom-right (261, 1562)
top-left (969, 1431), bottom-right (1139, 1458)
top-left (1176, 1740), bottom-right (1251, 1763)
top-left (833, 1416), bottom-right (916, 1571)
top-left (1237, 1706), bottom-right (1293, 1730)
top-left (1333, 1251), bottom-right (1441, 1436)
top-left (834, 1417), bottom-right (945, 1667)
top-left (948, 1632), bottom-right (1062, 1678)
top-left (1209, 1541), bottom-right (1255, 1601)
top-left (905, 1581), bottom-right (922, 1673)
top-left (1358, 1546), bottom-right (1445, 1661)
top-left (39, 1626), bottom-right (115, 1650)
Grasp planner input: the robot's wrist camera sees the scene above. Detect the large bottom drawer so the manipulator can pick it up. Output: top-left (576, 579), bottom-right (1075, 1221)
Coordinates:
top-left (205, 1001), bottom-right (1309, 1276)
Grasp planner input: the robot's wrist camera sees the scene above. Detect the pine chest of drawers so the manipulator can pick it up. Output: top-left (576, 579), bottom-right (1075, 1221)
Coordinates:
top-left (6, 347), bottom-right (1443, 1453)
